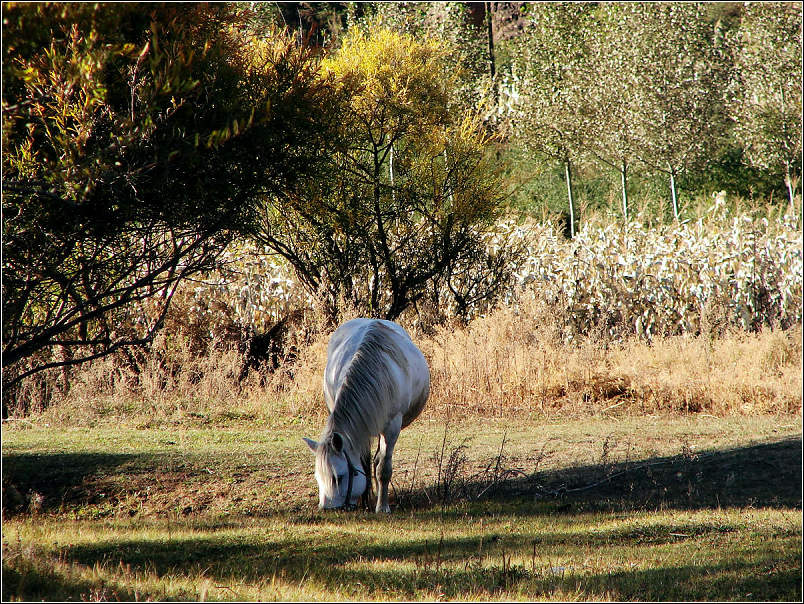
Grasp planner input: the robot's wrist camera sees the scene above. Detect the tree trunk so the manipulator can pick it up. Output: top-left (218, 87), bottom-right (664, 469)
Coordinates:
top-left (373, 154), bottom-right (396, 316)
top-left (669, 168), bottom-right (679, 221)
top-left (389, 144), bottom-right (395, 203)
top-left (485, 1), bottom-right (497, 103)
top-left (565, 158), bottom-right (576, 238)
top-left (389, 144), bottom-right (394, 185)
top-left (784, 162), bottom-right (795, 211)
top-left (444, 148), bottom-right (454, 204)
top-left (620, 160), bottom-right (629, 222)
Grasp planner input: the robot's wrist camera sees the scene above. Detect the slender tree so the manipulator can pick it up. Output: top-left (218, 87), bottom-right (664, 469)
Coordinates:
top-left (619, 3), bottom-right (733, 220)
top-left (732, 2), bottom-right (802, 209)
top-left (586, 5), bottom-right (642, 222)
top-left (512, 3), bottom-right (597, 236)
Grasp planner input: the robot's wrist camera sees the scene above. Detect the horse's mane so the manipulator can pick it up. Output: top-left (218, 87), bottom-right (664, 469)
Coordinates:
top-left (317, 322), bottom-right (409, 501)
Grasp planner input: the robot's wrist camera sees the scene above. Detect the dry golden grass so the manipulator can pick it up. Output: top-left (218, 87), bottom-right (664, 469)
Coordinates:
top-left (606, 325), bottom-right (802, 415)
top-left (32, 295), bottom-right (801, 427)
top-left (418, 297), bottom-right (801, 419)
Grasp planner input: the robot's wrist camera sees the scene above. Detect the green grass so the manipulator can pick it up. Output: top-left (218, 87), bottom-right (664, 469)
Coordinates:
top-left (2, 415), bottom-right (801, 601)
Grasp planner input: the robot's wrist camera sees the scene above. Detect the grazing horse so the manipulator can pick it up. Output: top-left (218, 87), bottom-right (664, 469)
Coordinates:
top-left (303, 318), bottom-right (430, 512)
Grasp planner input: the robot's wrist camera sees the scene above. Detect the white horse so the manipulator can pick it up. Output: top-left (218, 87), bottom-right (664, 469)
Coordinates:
top-left (303, 318), bottom-right (430, 512)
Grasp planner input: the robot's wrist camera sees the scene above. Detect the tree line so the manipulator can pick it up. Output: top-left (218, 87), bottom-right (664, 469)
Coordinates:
top-left (508, 2), bottom-right (801, 231)
top-left (360, 2), bottom-right (800, 230)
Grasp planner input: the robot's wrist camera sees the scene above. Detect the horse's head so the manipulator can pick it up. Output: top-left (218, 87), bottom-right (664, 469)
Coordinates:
top-left (303, 432), bottom-right (367, 510)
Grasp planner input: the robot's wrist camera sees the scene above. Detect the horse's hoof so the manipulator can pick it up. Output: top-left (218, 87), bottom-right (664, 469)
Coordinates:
top-left (377, 505), bottom-right (391, 513)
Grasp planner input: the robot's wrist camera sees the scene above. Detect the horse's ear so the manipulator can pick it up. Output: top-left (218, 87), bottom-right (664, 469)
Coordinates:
top-left (332, 432), bottom-right (344, 453)
top-left (302, 437), bottom-right (318, 453)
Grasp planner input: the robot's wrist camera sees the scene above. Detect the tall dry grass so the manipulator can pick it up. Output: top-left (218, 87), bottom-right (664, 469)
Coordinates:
top-left (419, 296), bottom-right (801, 419)
top-left (36, 331), bottom-right (331, 428)
top-left (29, 295), bottom-right (801, 427)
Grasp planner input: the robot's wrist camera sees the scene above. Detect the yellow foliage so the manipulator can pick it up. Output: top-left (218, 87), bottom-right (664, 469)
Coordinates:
top-left (321, 21), bottom-right (452, 132)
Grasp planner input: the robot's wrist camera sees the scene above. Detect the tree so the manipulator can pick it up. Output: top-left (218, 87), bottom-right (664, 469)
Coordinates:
top-left (621, 3), bottom-right (733, 220)
top-left (512, 3), bottom-right (596, 237)
top-left (255, 23), bottom-right (514, 321)
top-left (586, 5), bottom-right (642, 222)
top-left (733, 2), bottom-right (802, 209)
top-left (2, 4), bottom-right (337, 394)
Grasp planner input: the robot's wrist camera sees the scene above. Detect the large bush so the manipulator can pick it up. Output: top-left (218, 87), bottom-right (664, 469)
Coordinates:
top-left (2, 4), bottom-right (337, 397)
top-left (254, 23), bottom-right (517, 322)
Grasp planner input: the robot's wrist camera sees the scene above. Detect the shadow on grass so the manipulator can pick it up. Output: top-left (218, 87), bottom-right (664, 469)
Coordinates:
top-left (393, 435), bottom-right (803, 518)
top-left (1, 558), bottom-right (140, 602)
top-left (2, 451), bottom-right (183, 516)
top-left (3, 436), bottom-right (801, 518)
top-left (9, 515), bottom-right (801, 601)
top-left (3, 436), bottom-right (801, 600)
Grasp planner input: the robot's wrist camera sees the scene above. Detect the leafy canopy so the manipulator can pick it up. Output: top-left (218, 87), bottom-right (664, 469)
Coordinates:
top-left (2, 3), bottom-right (337, 392)
top-left (732, 2), bottom-right (802, 203)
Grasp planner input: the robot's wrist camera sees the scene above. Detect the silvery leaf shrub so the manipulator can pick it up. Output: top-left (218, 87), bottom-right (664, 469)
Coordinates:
top-left (504, 211), bottom-right (802, 341)
top-left (175, 204), bottom-right (801, 342)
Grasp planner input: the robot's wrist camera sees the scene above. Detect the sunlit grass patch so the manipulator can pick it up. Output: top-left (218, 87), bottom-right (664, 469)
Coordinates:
top-left (3, 506), bottom-right (799, 601)
top-left (2, 414), bottom-right (801, 601)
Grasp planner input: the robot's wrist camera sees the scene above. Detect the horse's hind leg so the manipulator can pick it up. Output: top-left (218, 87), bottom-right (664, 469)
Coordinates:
top-left (373, 440), bottom-right (382, 492)
top-left (375, 414), bottom-right (402, 513)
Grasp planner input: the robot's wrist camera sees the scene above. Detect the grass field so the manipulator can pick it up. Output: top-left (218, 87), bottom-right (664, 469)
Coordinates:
top-left (2, 414), bottom-right (801, 601)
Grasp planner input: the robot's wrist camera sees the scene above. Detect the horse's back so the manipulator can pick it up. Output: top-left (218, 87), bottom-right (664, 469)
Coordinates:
top-left (324, 318), bottom-right (429, 428)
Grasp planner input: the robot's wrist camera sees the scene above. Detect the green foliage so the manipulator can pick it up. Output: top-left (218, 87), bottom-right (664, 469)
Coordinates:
top-left (2, 4), bottom-right (336, 392)
top-left (619, 3), bottom-right (732, 173)
top-left (586, 3), bottom-right (734, 219)
top-left (506, 2), bottom-right (798, 221)
top-left (683, 144), bottom-right (791, 202)
top-left (513, 3), bottom-right (595, 163)
top-left (732, 2), bottom-right (802, 206)
top-left (509, 3), bottom-right (599, 235)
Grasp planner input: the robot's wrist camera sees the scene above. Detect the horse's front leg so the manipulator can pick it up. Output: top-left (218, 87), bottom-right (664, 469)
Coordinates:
top-left (375, 414), bottom-right (402, 513)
